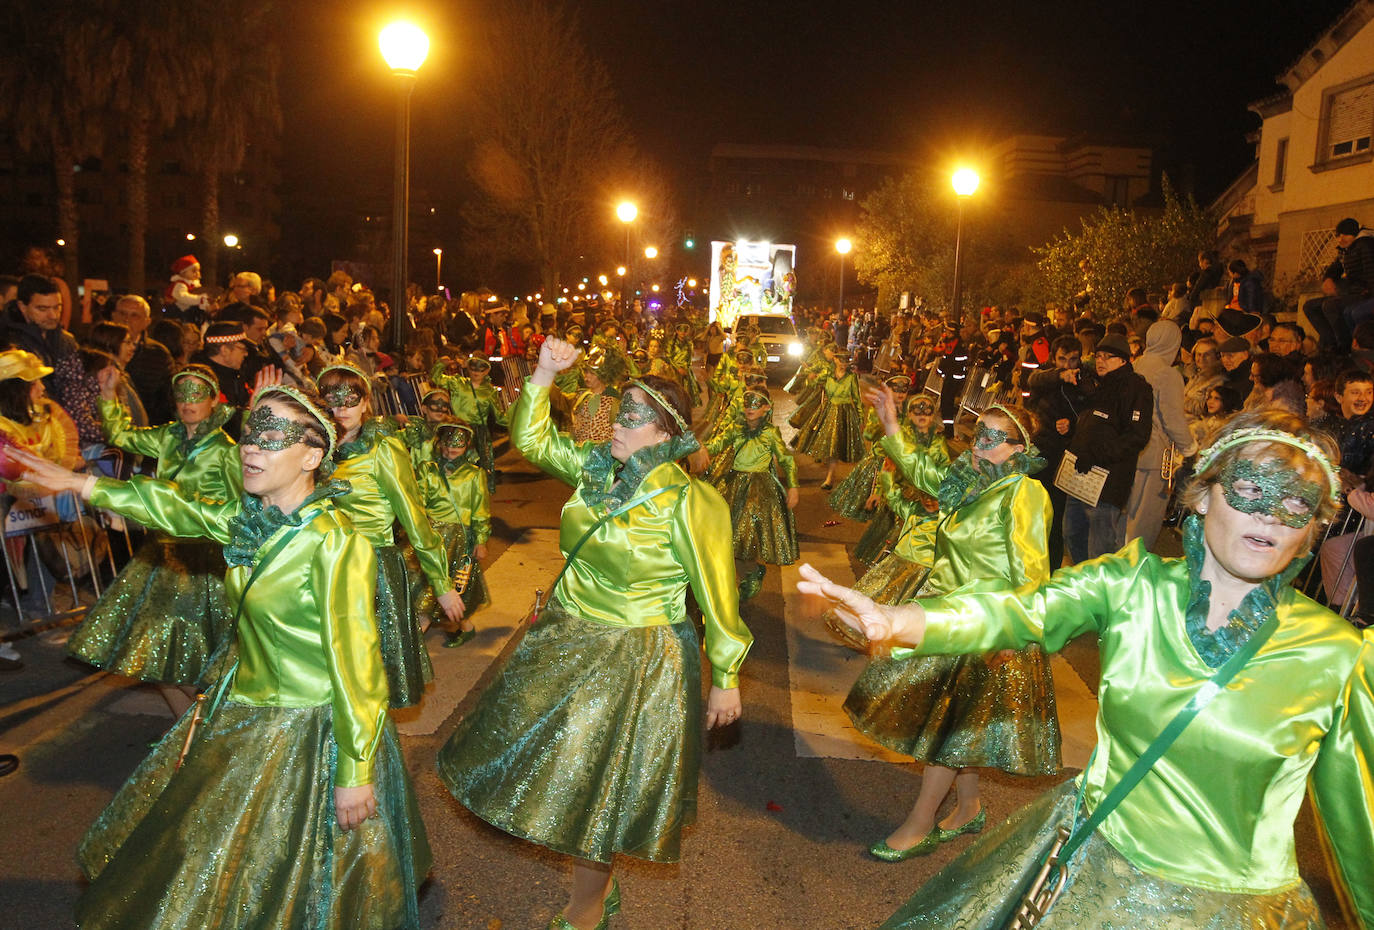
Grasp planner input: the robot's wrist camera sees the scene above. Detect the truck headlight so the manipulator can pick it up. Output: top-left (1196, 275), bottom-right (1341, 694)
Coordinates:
top-left (787, 342), bottom-right (803, 356)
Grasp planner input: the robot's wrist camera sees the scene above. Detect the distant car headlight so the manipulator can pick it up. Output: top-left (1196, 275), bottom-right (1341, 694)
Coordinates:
top-left (787, 342), bottom-right (803, 356)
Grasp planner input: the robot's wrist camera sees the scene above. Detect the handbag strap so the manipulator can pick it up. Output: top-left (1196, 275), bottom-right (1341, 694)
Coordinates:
top-left (205, 518), bottom-right (313, 718)
top-left (1058, 613), bottom-right (1280, 866)
top-left (545, 485), bottom-right (673, 600)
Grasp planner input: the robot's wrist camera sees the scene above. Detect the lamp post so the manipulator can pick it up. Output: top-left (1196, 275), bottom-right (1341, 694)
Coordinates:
top-left (379, 21), bottom-right (429, 350)
top-left (835, 237), bottom-right (852, 314)
top-left (950, 168), bottom-right (980, 330)
top-left (616, 201), bottom-right (637, 311)
top-left (433, 247), bottom-right (443, 290)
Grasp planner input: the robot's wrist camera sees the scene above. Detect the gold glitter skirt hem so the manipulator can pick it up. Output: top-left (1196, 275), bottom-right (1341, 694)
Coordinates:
top-left (854, 505), bottom-right (901, 564)
top-left (376, 545), bottom-right (434, 709)
top-left (795, 399), bottom-right (864, 462)
top-left (720, 470), bottom-right (799, 565)
top-left (828, 453), bottom-right (881, 520)
top-left (436, 599), bottom-right (702, 864)
top-left (879, 780), bottom-right (1324, 930)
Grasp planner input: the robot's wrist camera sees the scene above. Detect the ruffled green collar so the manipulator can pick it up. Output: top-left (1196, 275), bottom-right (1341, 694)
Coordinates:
top-left (334, 417), bottom-right (393, 461)
top-left (1180, 514), bottom-right (1305, 667)
top-left (579, 432), bottom-right (700, 510)
top-left (907, 424), bottom-right (942, 448)
top-left (936, 448), bottom-right (1046, 512)
top-left (224, 479), bottom-right (351, 567)
top-left (437, 450), bottom-right (478, 474)
top-left (171, 403), bottom-right (235, 454)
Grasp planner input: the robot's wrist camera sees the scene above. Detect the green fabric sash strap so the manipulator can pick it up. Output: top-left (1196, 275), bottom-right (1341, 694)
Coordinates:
top-left (1015, 613), bottom-right (1281, 928)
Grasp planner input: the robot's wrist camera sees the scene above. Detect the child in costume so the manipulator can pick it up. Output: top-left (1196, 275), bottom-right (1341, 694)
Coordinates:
top-left (793, 350), bottom-right (863, 488)
top-left (413, 421), bottom-right (490, 647)
top-left (829, 374), bottom-right (912, 521)
top-left (705, 387), bottom-right (800, 601)
top-left (429, 355), bottom-right (509, 489)
top-left (852, 394), bottom-right (944, 565)
top-left (67, 365), bottom-right (241, 716)
top-left (397, 387), bottom-right (455, 476)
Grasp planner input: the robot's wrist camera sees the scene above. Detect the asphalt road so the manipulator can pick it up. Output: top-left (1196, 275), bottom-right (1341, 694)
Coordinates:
top-left (0, 385), bottom-right (1350, 929)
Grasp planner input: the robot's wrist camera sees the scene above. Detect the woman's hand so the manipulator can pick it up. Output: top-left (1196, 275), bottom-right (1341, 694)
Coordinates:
top-left (796, 562), bottom-right (924, 649)
top-left (10, 447), bottom-right (94, 497)
top-left (862, 384), bottom-right (901, 436)
top-left (687, 447), bottom-right (710, 474)
top-left (706, 686), bottom-right (741, 728)
top-left (96, 365), bottom-right (121, 400)
top-left (250, 365), bottom-right (283, 396)
top-left (1350, 488), bottom-right (1374, 520)
top-left (334, 784), bottom-right (377, 831)
top-left (786, 486), bottom-right (800, 509)
top-left (436, 589), bottom-right (465, 625)
top-left (862, 492), bottom-right (880, 511)
top-left (474, 543), bottom-right (487, 561)
top-left (537, 337), bottom-right (581, 376)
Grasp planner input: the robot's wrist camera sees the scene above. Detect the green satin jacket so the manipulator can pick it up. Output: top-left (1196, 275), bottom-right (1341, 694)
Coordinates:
top-left (419, 459), bottom-right (491, 544)
top-left (89, 477), bottom-right (387, 788)
top-left (332, 432), bottom-right (452, 597)
top-left (913, 540), bottom-right (1374, 927)
top-left (99, 398), bottom-right (242, 502)
top-left (512, 381), bottom-right (753, 689)
top-left (879, 432), bottom-right (1051, 597)
top-left (429, 364), bottom-right (509, 428)
top-left (822, 371), bottom-right (860, 404)
top-left (881, 428), bottom-right (950, 567)
top-left (705, 422), bottom-right (799, 486)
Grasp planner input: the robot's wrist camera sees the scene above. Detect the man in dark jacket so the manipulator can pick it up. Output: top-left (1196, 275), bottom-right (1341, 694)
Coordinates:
top-left (2, 274), bottom-right (82, 414)
top-left (110, 294), bottom-right (175, 425)
top-left (1062, 333), bottom-right (1153, 563)
top-left (1026, 334), bottom-right (1088, 568)
top-left (1186, 250), bottom-right (1224, 311)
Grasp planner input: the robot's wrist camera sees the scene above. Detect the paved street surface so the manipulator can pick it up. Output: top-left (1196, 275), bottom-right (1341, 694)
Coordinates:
top-left (0, 386), bottom-right (1350, 929)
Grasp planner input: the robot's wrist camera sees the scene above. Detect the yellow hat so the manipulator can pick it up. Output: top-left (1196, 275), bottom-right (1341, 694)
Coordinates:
top-left (0, 349), bottom-right (53, 383)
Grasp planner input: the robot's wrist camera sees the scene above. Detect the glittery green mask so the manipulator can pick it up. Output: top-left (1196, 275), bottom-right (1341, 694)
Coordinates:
top-left (173, 378), bottom-right (214, 403)
top-left (744, 392), bottom-right (771, 411)
top-left (323, 384), bottom-right (364, 409)
top-left (972, 422), bottom-right (1009, 451)
top-left (614, 395), bottom-right (659, 429)
top-left (1217, 458), bottom-right (1323, 528)
top-left (242, 405), bottom-right (311, 451)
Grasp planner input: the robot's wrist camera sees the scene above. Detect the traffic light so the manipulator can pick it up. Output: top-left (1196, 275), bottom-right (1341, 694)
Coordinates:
top-left (683, 229), bottom-right (695, 250)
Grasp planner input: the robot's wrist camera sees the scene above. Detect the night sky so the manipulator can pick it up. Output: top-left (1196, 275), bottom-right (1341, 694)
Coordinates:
top-left (277, 0), bottom-right (1354, 276)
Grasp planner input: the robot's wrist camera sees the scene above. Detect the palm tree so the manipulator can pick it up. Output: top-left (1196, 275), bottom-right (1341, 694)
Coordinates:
top-left (0, 1), bottom-right (115, 300)
top-left (185, 0), bottom-right (282, 288)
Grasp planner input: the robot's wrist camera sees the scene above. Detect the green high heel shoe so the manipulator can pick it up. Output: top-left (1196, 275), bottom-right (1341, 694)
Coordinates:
top-left (868, 828), bottom-right (941, 862)
top-left (443, 628), bottom-right (476, 649)
top-left (935, 807), bottom-right (986, 842)
top-left (738, 565), bottom-right (766, 601)
top-left (547, 878), bottom-right (621, 930)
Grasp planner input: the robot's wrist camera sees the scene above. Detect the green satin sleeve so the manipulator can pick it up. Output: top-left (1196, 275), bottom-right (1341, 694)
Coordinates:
top-left (376, 436), bottom-right (451, 596)
top-left (1004, 474), bottom-right (1052, 588)
top-left (191, 439), bottom-right (243, 504)
top-left (668, 480), bottom-right (752, 688)
top-left (461, 469), bottom-right (491, 544)
top-left (98, 398), bottom-right (167, 458)
top-left (1309, 631), bottom-right (1374, 930)
top-left (88, 476), bottom-right (236, 546)
top-left (476, 382), bottom-right (508, 426)
top-left (511, 380), bottom-right (587, 487)
top-left (880, 431), bottom-right (950, 498)
top-left (312, 525), bottom-right (387, 787)
top-left (770, 427), bottom-right (799, 487)
top-left (882, 470), bottom-right (919, 522)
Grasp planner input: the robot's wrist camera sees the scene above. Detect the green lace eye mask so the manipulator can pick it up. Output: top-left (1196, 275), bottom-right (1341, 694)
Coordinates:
top-left (173, 378), bottom-right (215, 403)
top-left (323, 384), bottom-right (364, 409)
top-left (1218, 458), bottom-right (1323, 528)
top-left (973, 422), bottom-right (1009, 451)
top-left (744, 392), bottom-right (771, 411)
top-left (615, 395), bottom-right (658, 430)
top-left (242, 405), bottom-right (311, 451)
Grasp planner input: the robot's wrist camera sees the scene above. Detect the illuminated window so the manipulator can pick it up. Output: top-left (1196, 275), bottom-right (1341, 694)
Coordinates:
top-left (1321, 80), bottom-right (1373, 162)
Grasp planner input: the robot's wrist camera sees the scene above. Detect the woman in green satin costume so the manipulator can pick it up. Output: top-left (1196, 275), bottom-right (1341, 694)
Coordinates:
top-left (66, 365), bottom-right (241, 716)
top-left (704, 387), bottom-right (800, 602)
top-left (794, 352), bottom-right (864, 487)
top-left (801, 407), bottom-right (1373, 930)
top-left (319, 364), bottom-right (463, 708)
top-left (429, 355), bottom-right (508, 487)
top-left (843, 387), bottom-right (1061, 863)
top-left (437, 339), bottom-right (752, 930)
top-left (18, 388), bottom-right (432, 930)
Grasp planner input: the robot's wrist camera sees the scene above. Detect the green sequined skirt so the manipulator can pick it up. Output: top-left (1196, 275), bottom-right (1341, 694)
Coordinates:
top-left (720, 470), bottom-right (799, 565)
top-left (472, 422), bottom-right (496, 487)
top-left (76, 702), bottom-right (432, 930)
top-left (854, 504), bottom-right (901, 564)
top-left (795, 399), bottom-right (865, 462)
top-left (879, 779), bottom-right (1324, 929)
top-left (828, 452), bottom-right (881, 520)
top-left (437, 599), bottom-right (702, 864)
top-left (409, 523), bottom-right (489, 619)
top-left (845, 642), bottom-right (1062, 776)
top-left (66, 537), bottom-right (230, 687)
top-left (376, 545), bottom-right (434, 709)
top-left (788, 381), bottom-right (823, 429)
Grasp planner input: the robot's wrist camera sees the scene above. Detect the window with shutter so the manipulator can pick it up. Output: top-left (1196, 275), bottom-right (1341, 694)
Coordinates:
top-left (1325, 81), bottom-right (1374, 161)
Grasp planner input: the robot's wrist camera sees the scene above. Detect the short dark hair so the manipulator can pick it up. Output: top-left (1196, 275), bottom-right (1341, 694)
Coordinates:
top-left (1126, 287), bottom-right (1147, 306)
top-left (85, 322), bottom-right (130, 357)
top-left (1270, 321), bottom-right (1304, 346)
top-left (17, 273), bottom-right (58, 304)
top-left (1227, 259), bottom-right (1249, 276)
top-left (1335, 368), bottom-right (1374, 394)
top-left (149, 319), bottom-right (184, 358)
top-left (1355, 321), bottom-right (1374, 351)
top-left (1051, 335), bottom-right (1081, 356)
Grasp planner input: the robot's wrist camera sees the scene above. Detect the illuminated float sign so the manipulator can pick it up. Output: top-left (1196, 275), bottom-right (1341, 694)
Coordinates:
top-left (709, 239), bottom-right (797, 330)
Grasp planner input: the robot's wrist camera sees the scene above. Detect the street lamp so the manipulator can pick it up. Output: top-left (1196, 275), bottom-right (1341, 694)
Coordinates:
top-left (223, 233), bottom-right (239, 248)
top-left (644, 246), bottom-right (659, 259)
top-left (616, 266), bottom-right (627, 277)
top-left (835, 237), bottom-right (852, 313)
top-left (380, 20), bottom-right (430, 349)
top-left (950, 168), bottom-right (980, 329)
top-left (616, 201), bottom-right (637, 311)
top-left (433, 247), bottom-right (442, 290)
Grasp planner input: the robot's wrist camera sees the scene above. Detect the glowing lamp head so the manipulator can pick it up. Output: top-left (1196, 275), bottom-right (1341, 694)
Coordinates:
top-left (432, 247), bottom-right (442, 256)
top-left (616, 266), bottom-right (627, 276)
top-left (223, 234), bottom-right (239, 248)
top-left (616, 202), bottom-right (638, 224)
top-left (952, 168), bottom-right (980, 197)
top-left (379, 22), bottom-right (429, 74)
top-left (835, 238), bottom-right (853, 255)
top-left (644, 246), bottom-right (659, 259)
